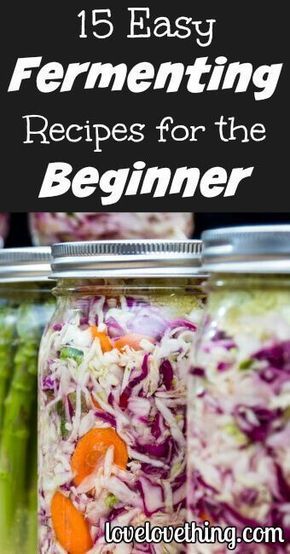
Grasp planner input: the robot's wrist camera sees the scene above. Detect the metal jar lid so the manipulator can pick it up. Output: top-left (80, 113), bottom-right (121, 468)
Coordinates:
top-left (202, 225), bottom-right (290, 273)
top-left (51, 240), bottom-right (204, 279)
top-left (0, 247), bottom-right (52, 282)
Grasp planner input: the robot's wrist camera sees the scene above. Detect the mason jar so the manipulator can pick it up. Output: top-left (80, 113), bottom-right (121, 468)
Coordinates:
top-left (188, 226), bottom-right (290, 554)
top-left (29, 213), bottom-right (194, 245)
top-left (0, 212), bottom-right (10, 243)
top-left (38, 240), bottom-right (206, 554)
top-left (0, 247), bottom-right (55, 554)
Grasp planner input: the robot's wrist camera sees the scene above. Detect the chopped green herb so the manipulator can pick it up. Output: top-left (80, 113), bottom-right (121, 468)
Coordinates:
top-left (56, 401), bottom-right (69, 439)
top-left (60, 346), bottom-right (84, 365)
top-left (239, 359), bottom-right (254, 370)
top-left (105, 493), bottom-right (118, 509)
top-left (223, 423), bottom-right (247, 444)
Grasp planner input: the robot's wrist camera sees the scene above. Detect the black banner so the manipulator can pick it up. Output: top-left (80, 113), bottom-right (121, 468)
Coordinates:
top-left (1, 1), bottom-right (289, 211)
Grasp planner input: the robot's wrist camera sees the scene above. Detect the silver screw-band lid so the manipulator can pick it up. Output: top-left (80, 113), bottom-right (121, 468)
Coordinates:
top-left (202, 225), bottom-right (290, 273)
top-left (0, 247), bottom-right (52, 282)
top-left (51, 240), bottom-right (204, 278)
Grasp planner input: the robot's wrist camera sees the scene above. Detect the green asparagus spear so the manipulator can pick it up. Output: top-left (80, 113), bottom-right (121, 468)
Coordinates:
top-left (0, 302), bottom-right (40, 550)
top-left (26, 398), bottom-right (37, 554)
top-left (26, 462), bottom-right (37, 554)
top-left (0, 305), bottom-right (16, 430)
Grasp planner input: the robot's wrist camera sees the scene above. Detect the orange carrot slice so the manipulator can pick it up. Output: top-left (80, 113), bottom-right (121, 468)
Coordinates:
top-left (90, 326), bottom-right (112, 352)
top-left (51, 492), bottom-right (93, 554)
top-left (200, 511), bottom-right (212, 523)
top-left (114, 333), bottom-right (153, 351)
top-left (71, 428), bottom-right (128, 486)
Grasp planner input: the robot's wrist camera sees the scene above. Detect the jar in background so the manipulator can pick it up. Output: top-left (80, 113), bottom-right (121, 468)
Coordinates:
top-left (0, 212), bottom-right (10, 243)
top-left (0, 248), bottom-right (55, 554)
top-left (188, 226), bottom-right (290, 553)
top-left (39, 240), bottom-right (206, 554)
top-left (29, 212), bottom-right (194, 245)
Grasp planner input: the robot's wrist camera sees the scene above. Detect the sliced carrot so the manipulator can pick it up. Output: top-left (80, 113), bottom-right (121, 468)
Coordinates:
top-left (51, 492), bottom-right (93, 554)
top-left (200, 511), bottom-right (212, 523)
top-left (90, 326), bottom-right (112, 352)
top-left (114, 333), bottom-right (153, 351)
top-left (71, 428), bottom-right (128, 486)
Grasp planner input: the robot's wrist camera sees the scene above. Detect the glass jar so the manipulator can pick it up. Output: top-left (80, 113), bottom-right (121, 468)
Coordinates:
top-left (0, 248), bottom-right (55, 554)
top-left (188, 226), bottom-right (290, 554)
top-left (29, 212), bottom-right (194, 245)
top-left (0, 212), bottom-right (10, 243)
top-left (38, 240), bottom-right (206, 554)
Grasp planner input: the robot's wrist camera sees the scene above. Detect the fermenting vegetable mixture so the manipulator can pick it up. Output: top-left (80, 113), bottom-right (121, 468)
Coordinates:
top-left (0, 212), bottom-right (9, 241)
top-left (30, 213), bottom-right (194, 245)
top-left (188, 226), bottom-right (290, 554)
top-left (39, 278), bottom-right (204, 553)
